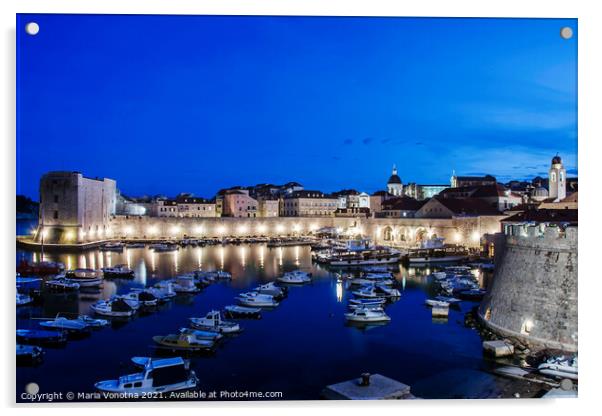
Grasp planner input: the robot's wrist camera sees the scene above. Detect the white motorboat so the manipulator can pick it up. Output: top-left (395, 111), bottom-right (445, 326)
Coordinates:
top-left (236, 292), bottom-right (279, 307)
top-left (431, 271), bottom-right (448, 280)
top-left (349, 297), bottom-right (386, 306)
top-left (277, 270), bottom-right (312, 284)
top-left (39, 316), bottom-right (88, 332)
top-left (425, 299), bottom-right (450, 308)
top-left (348, 278), bottom-right (394, 286)
top-left (253, 282), bottom-right (287, 299)
top-left (150, 281), bottom-right (177, 300)
top-left (77, 315), bottom-right (109, 328)
top-left (173, 276), bottom-right (201, 294)
top-left (16, 292), bottom-right (33, 306)
top-left (122, 291), bottom-right (158, 307)
top-left (345, 307), bottom-right (391, 323)
top-left (45, 277), bottom-right (80, 291)
top-left (102, 264), bottom-right (134, 279)
top-left (64, 269), bottom-right (103, 287)
top-left (189, 310), bottom-right (242, 334)
top-left (352, 284), bottom-right (400, 298)
top-left (95, 357), bottom-right (198, 393)
top-left (125, 242), bottom-right (146, 249)
top-left (349, 302), bottom-right (385, 310)
top-left (538, 356), bottom-right (578, 380)
top-left (90, 298), bottom-right (136, 318)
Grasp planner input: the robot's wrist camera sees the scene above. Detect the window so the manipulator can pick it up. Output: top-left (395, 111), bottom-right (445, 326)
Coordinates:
top-left (53, 210), bottom-right (58, 219)
top-left (53, 195), bottom-right (59, 203)
top-left (551, 172), bottom-right (556, 182)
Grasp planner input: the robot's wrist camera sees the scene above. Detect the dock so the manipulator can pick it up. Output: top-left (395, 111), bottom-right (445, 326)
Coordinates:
top-left (321, 373), bottom-right (417, 400)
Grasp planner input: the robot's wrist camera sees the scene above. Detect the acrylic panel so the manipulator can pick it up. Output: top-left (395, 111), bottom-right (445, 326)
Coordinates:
top-left (16, 14), bottom-right (578, 402)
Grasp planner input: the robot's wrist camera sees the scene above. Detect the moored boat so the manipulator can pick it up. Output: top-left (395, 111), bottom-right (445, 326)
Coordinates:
top-left (345, 307), bottom-right (391, 323)
top-left (102, 264), bottom-right (134, 279)
top-left (538, 356), bottom-right (578, 380)
top-left (253, 282), bottom-right (287, 299)
top-left (16, 292), bottom-right (33, 306)
top-left (152, 333), bottom-right (215, 352)
top-left (236, 292), bottom-right (279, 307)
top-left (276, 270), bottom-right (312, 284)
top-left (95, 356), bottom-right (198, 393)
top-left (64, 269), bottom-right (103, 287)
top-left (16, 329), bottom-right (67, 345)
top-left (45, 277), bottom-right (80, 292)
top-left (189, 310), bottom-right (242, 334)
top-left (91, 298), bottom-right (136, 318)
top-left (17, 259), bottom-right (64, 276)
top-left (17, 344), bottom-right (44, 365)
top-left (223, 305), bottom-right (262, 319)
top-left (39, 316), bottom-right (89, 333)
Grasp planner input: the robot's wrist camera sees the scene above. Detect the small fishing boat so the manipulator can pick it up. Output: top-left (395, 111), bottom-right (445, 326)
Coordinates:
top-left (121, 290), bottom-right (158, 307)
top-left (77, 315), bottom-right (109, 328)
top-left (150, 243), bottom-right (179, 252)
top-left (538, 356), bottom-right (578, 380)
top-left (189, 310), bottom-right (242, 334)
top-left (16, 292), bottom-right (33, 306)
top-left (148, 281), bottom-right (177, 301)
top-left (90, 298), bottom-right (136, 318)
top-left (345, 307), bottom-right (391, 323)
top-left (64, 269), bottom-right (103, 287)
top-left (178, 327), bottom-right (223, 342)
top-left (39, 316), bottom-right (89, 332)
top-left (253, 282), bottom-right (288, 299)
top-left (348, 297), bottom-right (386, 306)
top-left (348, 278), bottom-right (394, 287)
top-left (173, 276), bottom-right (201, 294)
top-left (102, 264), bottom-right (135, 279)
top-left (16, 276), bottom-right (42, 284)
top-left (352, 284), bottom-right (400, 298)
top-left (348, 302), bottom-right (386, 311)
top-left (125, 242), bottom-right (146, 249)
top-left (236, 292), bottom-right (279, 307)
top-left (424, 299), bottom-right (450, 308)
top-left (100, 242), bottom-right (124, 252)
top-left (45, 277), bottom-right (80, 292)
top-left (95, 357), bottom-right (198, 393)
top-left (152, 333), bottom-right (215, 352)
top-left (16, 329), bottom-right (67, 345)
top-left (17, 344), bottom-right (44, 364)
top-left (277, 270), bottom-right (312, 284)
top-left (223, 305), bottom-right (262, 319)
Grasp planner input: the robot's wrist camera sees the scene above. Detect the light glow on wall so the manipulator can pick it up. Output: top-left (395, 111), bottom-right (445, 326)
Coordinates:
top-left (64, 231), bottom-right (75, 241)
top-left (309, 223), bottom-right (319, 231)
top-left (123, 226), bottom-right (133, 236)
top-left (238, 225), bottom-right (248, 234)
top-left (147, 226), bottom-right (158, 235)
top-left (257, 224), bottom-right (267, 234)
top-left (275, 224), bottom-right (285, 234)
top-left (170, 225), bottom-right (181, 235)
top-left (217, 225), bottom-right (226, 235)
top-left (194, 225), bottom-right (204, 235)
top-left (471, 231), bottom-right (480, 242)
top-left (454, 231), bottom-right (462, 243)
top-left (292, 223), bottom-right (301, 233)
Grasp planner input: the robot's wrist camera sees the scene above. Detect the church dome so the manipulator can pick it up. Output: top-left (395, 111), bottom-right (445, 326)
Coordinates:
top-left (552, 155), bottom-right (562, 164)
top-left (532, 186), bottom-right (549, 197)
top-left (388, 174), bottom-right (402, 185)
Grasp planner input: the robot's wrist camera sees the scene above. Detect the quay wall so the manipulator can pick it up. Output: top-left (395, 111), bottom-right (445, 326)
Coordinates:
top-left (479, 226), bottom-right (578, 352)
top-left (101, 215), bottom-right (505, 248)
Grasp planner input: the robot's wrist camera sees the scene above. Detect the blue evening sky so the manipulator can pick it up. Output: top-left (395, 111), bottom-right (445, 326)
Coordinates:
top-left (16, 15), bottom-right (577, 200)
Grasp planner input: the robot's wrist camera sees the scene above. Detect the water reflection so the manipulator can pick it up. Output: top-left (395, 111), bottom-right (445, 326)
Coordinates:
top-left (336, 280), bottom-right (343, 302)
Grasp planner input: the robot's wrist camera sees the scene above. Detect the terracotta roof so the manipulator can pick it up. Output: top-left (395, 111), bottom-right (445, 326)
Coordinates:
top-left (501, 209), bottom-right (577, 225)
top-left (470, 183), bottom-right (511, 198)
top-left (382, 196), bottom-right (425, 211)
top-left (562, 192), bottom-right (578, 203)
top-left (432, 197), bottom-right (501, 216)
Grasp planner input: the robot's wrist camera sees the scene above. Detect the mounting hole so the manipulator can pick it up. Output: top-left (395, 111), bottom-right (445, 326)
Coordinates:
top-left (560, 27), bottom-right (573, 40)
top-left (25, 22), bottom-right (40, 36)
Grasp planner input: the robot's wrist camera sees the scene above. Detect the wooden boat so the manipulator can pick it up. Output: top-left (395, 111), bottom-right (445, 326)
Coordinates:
top-left (95, 357), bottom-right (198, 393)
top-left (152, 333), bottom-right (215, 352)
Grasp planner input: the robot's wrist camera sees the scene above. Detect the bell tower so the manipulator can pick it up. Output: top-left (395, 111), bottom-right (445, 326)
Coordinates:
top-left (548, 154), bottom-right (566, 201)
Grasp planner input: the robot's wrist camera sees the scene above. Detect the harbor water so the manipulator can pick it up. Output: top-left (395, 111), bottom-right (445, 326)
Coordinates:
top-left (16, 235), bottom-right (502, 401)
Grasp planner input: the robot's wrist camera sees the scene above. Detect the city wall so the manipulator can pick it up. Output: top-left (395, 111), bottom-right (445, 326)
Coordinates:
top-left (103, 215), bottom-right (505, 248)
top-left (479, 226), bottom-right (578, 352)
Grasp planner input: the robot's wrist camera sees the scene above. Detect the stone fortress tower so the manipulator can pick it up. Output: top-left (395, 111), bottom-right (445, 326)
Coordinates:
top-left (386, 165), bottom-right (403, 196)
top-left (548, 154), bottom-right (567, 201)
top-left (479, 224), bottom-right (578, 352)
